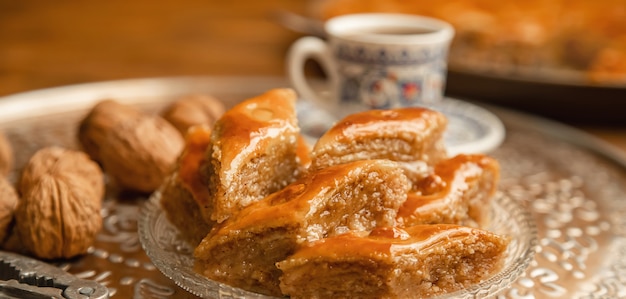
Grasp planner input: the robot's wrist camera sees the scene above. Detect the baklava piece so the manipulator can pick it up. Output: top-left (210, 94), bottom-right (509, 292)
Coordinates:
top-left (160, 125), bottom-right (215, 245)
top-left (194, 159), bottom-right (409, 296)
top-left (201, 88), bottom-right (307, 223)
top-left (278, 224), bottom-right (510, 299)
top-left (398, 154), bottom-right (499, 228)
top-left (310, 107), bottom-right (448, 182)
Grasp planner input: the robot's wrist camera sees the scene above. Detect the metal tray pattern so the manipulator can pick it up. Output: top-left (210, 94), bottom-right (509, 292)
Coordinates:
top-left (1, 77), bottom-right (626, 298)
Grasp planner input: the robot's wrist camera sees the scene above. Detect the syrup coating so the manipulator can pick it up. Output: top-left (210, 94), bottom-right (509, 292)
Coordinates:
top-left (278, 224), bottom-right (510, 299)
top-left (202, 88), bottom-right (306, 223)
top-left (162, 124), bottom-right (311, 244)
top-left (311, 107), bottom-right (448, 182)
top-left (194, 159), bottom-right (409, 296)
top-left (161, 125), bottom-right (215, 245)
top-left (179, 125), bottom-right (214, 221)
top-left (156, 91), bottom-right (508, 298)
top-left (398, 154), bottom-right (500, 228)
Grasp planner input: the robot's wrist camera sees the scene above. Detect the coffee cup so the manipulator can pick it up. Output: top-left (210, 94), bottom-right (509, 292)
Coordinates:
top-left (287, 13), bottom-right (455, 118)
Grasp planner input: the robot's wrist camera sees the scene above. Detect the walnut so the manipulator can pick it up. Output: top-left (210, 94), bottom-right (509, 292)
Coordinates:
top-left (79, 100), bottom-right (185, 193)
top-left (161, 94), bottom-right (225, 135)
top-left (0, 177), bottom-right (18, 244)
top-left (15, 147), bottom-right (104, 259)
top-left (0, 131), bottom-right (13, 176)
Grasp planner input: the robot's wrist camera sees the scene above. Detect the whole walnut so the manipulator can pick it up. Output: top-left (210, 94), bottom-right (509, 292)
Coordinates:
top-left (78, 99), bottom-right (143, 162)
top-left (79, 100), bottom-right (184, 193)
top-left (16, 147), bottom-right (104, 259)
top-left (0, 131), bottom-right (13, 176)
top-left (161, 94), bottom-right (225, 136)
top-left (0, 177), bottom-right (18, 244)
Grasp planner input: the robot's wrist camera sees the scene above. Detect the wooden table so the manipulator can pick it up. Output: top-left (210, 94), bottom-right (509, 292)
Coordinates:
top-left (1, 2), bottom-right (625, 153)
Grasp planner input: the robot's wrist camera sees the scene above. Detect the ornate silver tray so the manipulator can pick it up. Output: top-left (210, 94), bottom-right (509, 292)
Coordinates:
top-left (1, 76), bottom-right (626, 298)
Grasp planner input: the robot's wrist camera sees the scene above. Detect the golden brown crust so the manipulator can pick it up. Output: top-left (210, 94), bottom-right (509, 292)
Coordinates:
top-left (202, 88), bottom-right (306, 223)
top-left (160, 173), bottom-right (214, 245)
top-left (397, 154), bottom-right (500, 228)
top-left (194, 159), bottom-right (409, 296)
top-left (175, 125), bottom-right (215, 223)
top-left (310, 107), bottom-right (448, 182)
top-left (278, 224), bottom-right (510, 299)
top-left (161, 125), bottom-right (215, 245)
top-left (173, 90), bottom-right (507, 298)
top-left (160, 95), bottom-right (312, 246)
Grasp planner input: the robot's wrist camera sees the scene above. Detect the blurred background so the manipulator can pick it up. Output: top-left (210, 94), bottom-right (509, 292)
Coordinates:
top-left (0, 0), bottom-right (305, 95)
top-left (1, 0), bottom-right (625, 149)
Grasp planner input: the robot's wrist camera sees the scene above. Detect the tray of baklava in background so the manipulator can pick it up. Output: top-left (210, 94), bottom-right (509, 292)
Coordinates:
top-left (307, 0), bottom-right (626, 124)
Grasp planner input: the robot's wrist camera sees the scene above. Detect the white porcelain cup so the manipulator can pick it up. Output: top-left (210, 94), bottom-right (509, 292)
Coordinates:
top-left (287, 13), bottom-right (455, 118)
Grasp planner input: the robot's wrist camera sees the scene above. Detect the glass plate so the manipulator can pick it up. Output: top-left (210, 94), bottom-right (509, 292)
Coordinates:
top-left (139, 179), bottom-right (537, 299)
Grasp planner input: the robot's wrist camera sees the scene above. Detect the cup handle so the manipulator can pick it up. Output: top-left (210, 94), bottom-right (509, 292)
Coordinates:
top-left (287, 36), bottom-right (336, 109)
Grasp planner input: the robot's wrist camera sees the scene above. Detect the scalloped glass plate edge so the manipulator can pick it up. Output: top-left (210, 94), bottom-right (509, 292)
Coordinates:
top-left (138, 190), bottom-right (275, 299)
top-left (139, 189), bottom-right (537, 299)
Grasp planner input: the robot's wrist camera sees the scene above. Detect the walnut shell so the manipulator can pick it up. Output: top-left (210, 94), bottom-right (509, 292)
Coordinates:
top-left (16, 147), bottom-right (104, 259)
top-left (0, 131), bottom-right (13, 176)
top-left (78, 100), bottom-right (143, 162)
top-left (0, 177), bottom-right (18, 244)
top-left (161, 94), bottom-right (225, 136)
top-left (79, 100), bottom-right (184, 193)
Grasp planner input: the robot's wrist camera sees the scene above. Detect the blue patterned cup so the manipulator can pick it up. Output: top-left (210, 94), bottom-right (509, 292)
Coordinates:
top-left (288, 13), bottom-right (454, 118)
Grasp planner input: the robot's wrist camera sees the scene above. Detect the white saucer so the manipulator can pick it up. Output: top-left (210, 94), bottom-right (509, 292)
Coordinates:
top-left (296, 98), bottom-right (505, 156)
